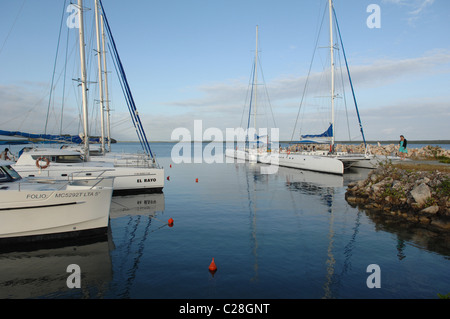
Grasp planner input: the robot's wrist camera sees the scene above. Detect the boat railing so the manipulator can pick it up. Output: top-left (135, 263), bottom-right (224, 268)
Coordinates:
top-left (112, 155), bottom-right (158, 168)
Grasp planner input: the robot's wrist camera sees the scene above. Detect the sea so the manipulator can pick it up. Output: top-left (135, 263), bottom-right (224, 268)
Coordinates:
top-left (0, 142), bottom-right (449, 303)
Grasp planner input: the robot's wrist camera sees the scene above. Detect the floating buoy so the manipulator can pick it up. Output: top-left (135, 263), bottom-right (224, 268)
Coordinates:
top-left (168, 218), bottom-right (174, 227)
top-left (170, 164), bottom-right (172, 168)
top-left (167, 176), bottom-right (170, 181)
top-left (208, 258), bottom-right (217, 274)
top-left (195, 178), bottom-right (198, 183)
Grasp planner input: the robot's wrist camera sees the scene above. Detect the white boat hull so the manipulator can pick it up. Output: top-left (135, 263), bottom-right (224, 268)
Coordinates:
top-left (262, 152), bottom-right (344, 175)
top-left (13, 164), bottom-right (164, 195)
top-left (225, 148), bottom-right (258, 162)
top-left (0, 178), bottom-right (113, 242)
top-left (13, 148), bottom-right (164, 194)
top-left (350, 155), bottom-right (402, 169)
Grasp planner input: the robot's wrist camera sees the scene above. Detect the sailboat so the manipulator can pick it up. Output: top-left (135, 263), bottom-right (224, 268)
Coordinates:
top-left (225, 25), bottom-right (274, 163)
top-left (0, 159), bottom-right (114, 243)
top-left (261, 0), bottom-right (369, 175)
top-left (12, 0), bottom-right (164, 194)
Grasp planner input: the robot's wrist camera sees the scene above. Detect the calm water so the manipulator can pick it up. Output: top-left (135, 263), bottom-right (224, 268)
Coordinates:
top-left (0, 142), bottom-right (449, 300)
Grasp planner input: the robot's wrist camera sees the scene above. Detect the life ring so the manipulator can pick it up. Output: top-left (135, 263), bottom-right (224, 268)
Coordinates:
top-left (36, 157), bottom-right (50, 169)
top-left (287, 150), bottom-right (291, 155)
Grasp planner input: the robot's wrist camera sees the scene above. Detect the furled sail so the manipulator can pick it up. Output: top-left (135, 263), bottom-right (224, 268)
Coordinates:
top-left (301, 124), bottom-right (333, 139)
top-left (0, 129), bottom-right (101, 144)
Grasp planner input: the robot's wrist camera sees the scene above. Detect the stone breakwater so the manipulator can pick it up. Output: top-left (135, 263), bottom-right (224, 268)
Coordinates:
top-left (345, 163), bottom-right (450, 231)
top-left (336, 144), bottom-right (450, 159)
top-left (287, 143), bottom-right (450, 159)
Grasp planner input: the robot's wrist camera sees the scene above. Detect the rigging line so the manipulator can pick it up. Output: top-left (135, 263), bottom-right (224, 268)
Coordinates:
top-left (246, 61), bottom-right (256, 146)
top-left (100, 0), bottom-right (154, 159)
top-left (44, 0), bottom-right (68, 135)
top-left (336, 38), bottom-right (351, 141)
top-left (107, 41), bottom-right (142, 145)
top-left (290, 4), bottom-right (328, 144)
top-left (0, 0), bottom-right (27, 57)
top-left (239, 62), bottom-right (254, 130)
top-left (60, 17), bottom-right (71, 135)
top-left (333, 6), bottom-right (366, 147)
top-left (257, 57), bottom-right (277, 128)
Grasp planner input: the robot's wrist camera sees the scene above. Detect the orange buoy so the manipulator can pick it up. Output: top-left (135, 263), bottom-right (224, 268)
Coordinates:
top-left (167, 176), bottom-right (170, 181)
top-left (170, 164), bottom-right (172, 168)
top-left (168, 218), bottom-right (174, 227)
top-left (195, 178), bottom-right (198, 183)
top-left (208, 258), bottom-right (217, 274)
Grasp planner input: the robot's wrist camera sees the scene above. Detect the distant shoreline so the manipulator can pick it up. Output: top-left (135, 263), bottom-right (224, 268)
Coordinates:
top-left (114, 140), bottom-right (450, 144)
top-left (2, 139), bottom-right (448, 145)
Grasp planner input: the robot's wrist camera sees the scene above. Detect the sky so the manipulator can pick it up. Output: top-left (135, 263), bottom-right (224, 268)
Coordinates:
top-left (0, 0), bottom-right (449, 143)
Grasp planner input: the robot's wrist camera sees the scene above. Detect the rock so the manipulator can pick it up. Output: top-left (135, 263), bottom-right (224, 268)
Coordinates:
top-left (430, 219), bottom-right (450, 230)
top-left (410, 183), bottom-right (431, 206)
top-left (420, 206), bottom-right (440, 214)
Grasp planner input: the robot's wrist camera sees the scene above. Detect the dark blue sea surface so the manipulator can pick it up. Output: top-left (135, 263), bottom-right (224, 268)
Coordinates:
top-left (0, 142), bottom-right (449, 299)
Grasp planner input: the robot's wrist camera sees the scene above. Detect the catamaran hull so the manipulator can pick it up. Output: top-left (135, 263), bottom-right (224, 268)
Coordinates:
top-left (350, 155), bottom-right (402, 169)
top-left (262, 153), bottom-right (344, 175)
top-left (13, 165), bottom-right (164, 195)
top-left (0, 181), bottom-right (113, 243)
top-left (225, 148), bottom-right (258, 162)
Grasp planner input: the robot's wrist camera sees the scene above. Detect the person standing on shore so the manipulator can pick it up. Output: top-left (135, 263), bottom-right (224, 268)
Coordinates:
top-left (398, 135), bottom-right (408, 160)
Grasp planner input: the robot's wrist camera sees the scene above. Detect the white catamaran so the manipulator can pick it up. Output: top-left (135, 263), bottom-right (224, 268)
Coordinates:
top-left (12, 0), bottom-right (164, 194)
top-left (225, 25), bottom-right (276, 163)
top-left (260, 0), bottom-right (370, 175)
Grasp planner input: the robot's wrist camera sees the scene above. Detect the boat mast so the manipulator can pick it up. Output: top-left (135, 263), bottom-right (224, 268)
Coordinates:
top-left (254, 25), bottom-right (259, 148)
top-left (94, 0), bottom-right (105, 155)
top-left (77, 0), bottom-right (90, 161)
top-left (101, 13), bottom-right (111, 152)
top-left (329, 0), bottom-right (335, 148)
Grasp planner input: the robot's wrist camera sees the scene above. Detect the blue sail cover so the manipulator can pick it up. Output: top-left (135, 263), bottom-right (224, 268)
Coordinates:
top-left (301, 124), bottom-right (333, 139)
top-left (0, 129), bottom-right (101, 144)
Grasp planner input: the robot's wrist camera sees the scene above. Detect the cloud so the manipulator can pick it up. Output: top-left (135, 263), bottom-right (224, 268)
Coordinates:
top-left (382, 0), bottom-right (435, 23)
top-left (0, 83), bottom-right (87, 138)
top-left (144, 50), bottom-right (450, 141)
top-left (163, 50), bottom-right (450, 112)
top-left (2, 51), bottom-right (449, 143)
top-left (357, 98), bottom-right (449, 141)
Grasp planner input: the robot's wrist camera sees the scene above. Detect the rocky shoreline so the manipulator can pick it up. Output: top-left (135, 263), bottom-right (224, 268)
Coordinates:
top-left (345, 161), bottom-right (450, 232)
top-left (336, 143), bottom-right (450, 159)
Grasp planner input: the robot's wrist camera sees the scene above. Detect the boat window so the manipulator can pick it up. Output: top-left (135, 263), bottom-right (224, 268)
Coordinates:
top-left (55, 155), bottom-right (83, 163)
top-left (0, 168), bottom-right (8, 182)
top-left (2, 165), bottom-right (22, 181)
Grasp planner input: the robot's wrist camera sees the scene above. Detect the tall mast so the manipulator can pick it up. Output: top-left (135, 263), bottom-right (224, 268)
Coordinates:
top-left (94, 0), bottom-right (105, 154)
top-left (77, 0), bottom-right (89, 160)
top-left (101, 13), bottom-right (111, 152)
top-left (253, 25), bottom-right (259, 146)
top-left (329, 0), bottom-right (335, 147)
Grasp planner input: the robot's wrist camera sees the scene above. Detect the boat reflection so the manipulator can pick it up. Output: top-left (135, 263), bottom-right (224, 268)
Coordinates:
top-left (108, 193), bottom-right (165, 298)
top-left (0, 236), bottom-right (113, 298)
top-left (110, 193), bottom-right (165, 219)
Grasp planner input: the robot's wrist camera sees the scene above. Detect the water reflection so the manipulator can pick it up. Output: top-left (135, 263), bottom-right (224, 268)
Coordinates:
top-left (110, 193), bottom-right (165, 219)
top-left (0, 193), bottom-right (166, 299)
top-left (0, 236), bottom-right (113, 298)
top-left (108, 193), bottom-right (166, 298)
top-left (363, 209), bottom-right (450, 258)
